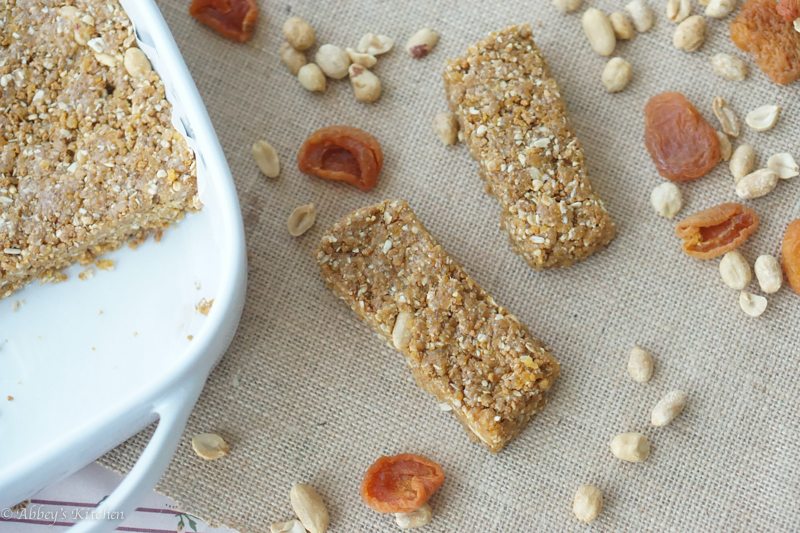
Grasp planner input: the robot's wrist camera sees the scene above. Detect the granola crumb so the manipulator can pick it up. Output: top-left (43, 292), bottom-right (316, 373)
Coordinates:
top-left (95, 259), bottom-right (115, 271)
top-left (7, 395), bottom-right (14, 402)
top-left (11, 300), bottom-right (24, 312)
top-left (78, 268), bottom-right (96, 281)
top-left (196, 298), bottom-right (214, 316)
top-left (187, 335), bottom-right (194, 341)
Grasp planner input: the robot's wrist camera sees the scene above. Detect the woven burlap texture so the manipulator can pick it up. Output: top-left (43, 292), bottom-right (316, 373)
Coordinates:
top-left (102, 1), bottom-right (800, 531)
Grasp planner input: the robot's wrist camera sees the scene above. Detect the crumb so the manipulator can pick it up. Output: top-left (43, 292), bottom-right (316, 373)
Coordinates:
top-left (91, 346), bottom-right (96, 351)
top-left (98, 309), bottom-right (104, 315)
top-left (95, 259), bottom-right (115, 271)
top-left (11, 300), bottom-right (24, 311)
top-left (7, 395), bottom-right (14, 401)
top-left (194, 281), bottom-right (202, 290)
top-left (187, 335), bottom-right (194, 341)
top-left (133, 331), bottom-right (139, 337)
top-left (78, 268), bottom-right (96, 280)
top-left (196, 298), bottom-right (214, 316)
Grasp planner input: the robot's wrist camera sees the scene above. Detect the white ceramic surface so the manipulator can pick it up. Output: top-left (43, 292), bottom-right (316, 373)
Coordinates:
top-left (0, 2), bottom-right (246, 530)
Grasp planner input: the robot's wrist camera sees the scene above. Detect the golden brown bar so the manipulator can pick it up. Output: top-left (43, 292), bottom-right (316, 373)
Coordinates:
top-left (0, 0), bottom-right (199, 298)
top-left (443, 24), bottom-right (615, 269)
top-left (317, 200), bottom-right (559, 451)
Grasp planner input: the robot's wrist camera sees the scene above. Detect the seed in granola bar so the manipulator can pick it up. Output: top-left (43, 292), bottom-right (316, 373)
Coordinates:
top-left (297, 126), bottom-right (383, 191)
top-left (189, 0), bottom-right (259, 43)
top-left (123, 47), bottom-right (152, 78)
top-left (675, 203), bottom-right (759, 259)
top-left (361, 454), bottom-right (445, 513)
top-left (644, 92), bottom-right (721, 182)
top-left (731, 0), bottom-right (800, 85)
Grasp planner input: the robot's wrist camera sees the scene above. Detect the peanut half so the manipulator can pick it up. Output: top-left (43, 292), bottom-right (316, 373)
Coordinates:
top-left (289, 484), bottom-right (329, 533)
top-left (582, 8), bottom-right (617, 56)
top-left (755, 255), bottom-right (782, 294)
top-left (572, 485), bottom-right (603, 523)
top-left (610, 432), bottom-right (651, 462)
top-left (625, 0), bottom-right (655, 32)
top-left (394, 503), bottom-right (433, 529)
top-left (673, 15), bottom-right (706, 52)
top-left (627, 346), bottom-right (655, 383)
top-left (651, 390), bottom-right (688, 426)
top-left (719, 250), bottom-right (752, 290)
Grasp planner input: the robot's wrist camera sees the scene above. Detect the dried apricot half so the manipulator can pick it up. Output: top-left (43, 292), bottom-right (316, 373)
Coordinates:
top-left (731, 0), bottom-right (800, 85)
top-left (361, 453), bottom-right (445, 514)
top-left (644, 92), bottom-right (721, 182)
top-left (189, 0), bottom-right (259, 43)
top-left (781, 219), bottom-right (800, 294)
top-left (297, 125), bottom-right (383, 191)
top-left (675, 203), bottom-right (759, 259)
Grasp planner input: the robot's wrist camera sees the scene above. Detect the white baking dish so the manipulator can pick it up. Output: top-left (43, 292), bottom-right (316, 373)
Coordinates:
top-left (0, 2), bottom-right (246, 531)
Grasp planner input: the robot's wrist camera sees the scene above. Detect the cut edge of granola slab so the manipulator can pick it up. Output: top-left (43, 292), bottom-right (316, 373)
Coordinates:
top-left (0, 0), bottom-right (200, 299)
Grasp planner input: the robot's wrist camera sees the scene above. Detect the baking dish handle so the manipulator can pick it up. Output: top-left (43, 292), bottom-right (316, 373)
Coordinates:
top-left (68, 379), bottom-right (203, 533)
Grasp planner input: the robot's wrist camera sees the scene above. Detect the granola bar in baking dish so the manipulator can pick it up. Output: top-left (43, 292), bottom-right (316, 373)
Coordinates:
top-left (444, 24), bottom-right (615, 269)
top-left (318, 200), bottom-right (559, 452)
top-left (0, 0), bottom-right (199, 298)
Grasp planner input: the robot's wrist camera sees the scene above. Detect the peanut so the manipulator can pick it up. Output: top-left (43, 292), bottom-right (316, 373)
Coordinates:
top-left (730, 144), bottom-right (756, 182)
top-left (754, 255), bottom-right (782, 294)
top-left (745, 105), bottom-right (781, 132)
top-left (289, 484), bottom-right (329, 533)
top-left (735, 168), bottom-right (779, 200)
top-left (650, 390), bottom-right (688, 426)
top-left (719, 250), bottom-right (752, 290)
top-left (609, 432), bottom-right (650, 462)
top-left (582, 8), bottom-right (616, 56)
top-left (625, 0), bottom-right (655, 32)
top-left (650, 182), bottom-right (682, 219)
top-left (627, 346), bottom-right (654, 383)
top-left (572, 485), bottom-right (603, 523)
top-left (601, 57), bottom-right (633, 93)
top-left (673, 15), bottom-right (706, 52)
top-left (315, 44), bottom-right (350, 79)
top-left (610, 12), bottom-right (636, 40)
top-left (739, 291), bottom-right (768, 317)
top-left (282, 17), bottom-right (316, 51)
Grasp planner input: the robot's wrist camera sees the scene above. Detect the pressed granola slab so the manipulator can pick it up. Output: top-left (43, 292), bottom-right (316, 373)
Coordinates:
top-left (0, 0), bottom-right (199, 298)
top-left (318, 200), bottom-right (559, 452)
top-left (443, 24), bottom-right (615, 269)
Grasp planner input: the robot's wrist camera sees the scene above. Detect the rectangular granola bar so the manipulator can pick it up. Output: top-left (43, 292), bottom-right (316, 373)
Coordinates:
top-left (444, 24), bottom-right (615, 269)
top-left (0, 0), bottom-right (199, 298)
top-left (318, 200), bottom-right (559, 452)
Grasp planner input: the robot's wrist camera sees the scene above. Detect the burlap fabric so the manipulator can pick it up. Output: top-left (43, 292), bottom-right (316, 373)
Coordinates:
top-left (102, 1), bottom-right (800, 531)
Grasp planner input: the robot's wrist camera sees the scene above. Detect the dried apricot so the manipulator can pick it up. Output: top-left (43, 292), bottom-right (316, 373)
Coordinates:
top-left (189, 0), bottom-right (259, 43)
top-left (777, 0), bottom-right (800, 21)
top-left (297, 125), bottom-right (383, 191)
top-left (781, 219), bottom-right (800, 294)
top-left (675, 203), bottom-right (759, 259)
top-left (361, 453), bottom-right (445, 514)
top-left (644, 92), bottom-right (721, 182)
top-left (731, 0), bottom-right (800, 85)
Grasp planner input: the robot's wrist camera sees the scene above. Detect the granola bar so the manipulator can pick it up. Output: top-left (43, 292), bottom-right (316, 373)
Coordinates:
top-left (0, 1), bottom-right (199, 298)
top-left (318, 200), bottom-right (560, 452)
top-left (443, 25), bottom-right (615, 269)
